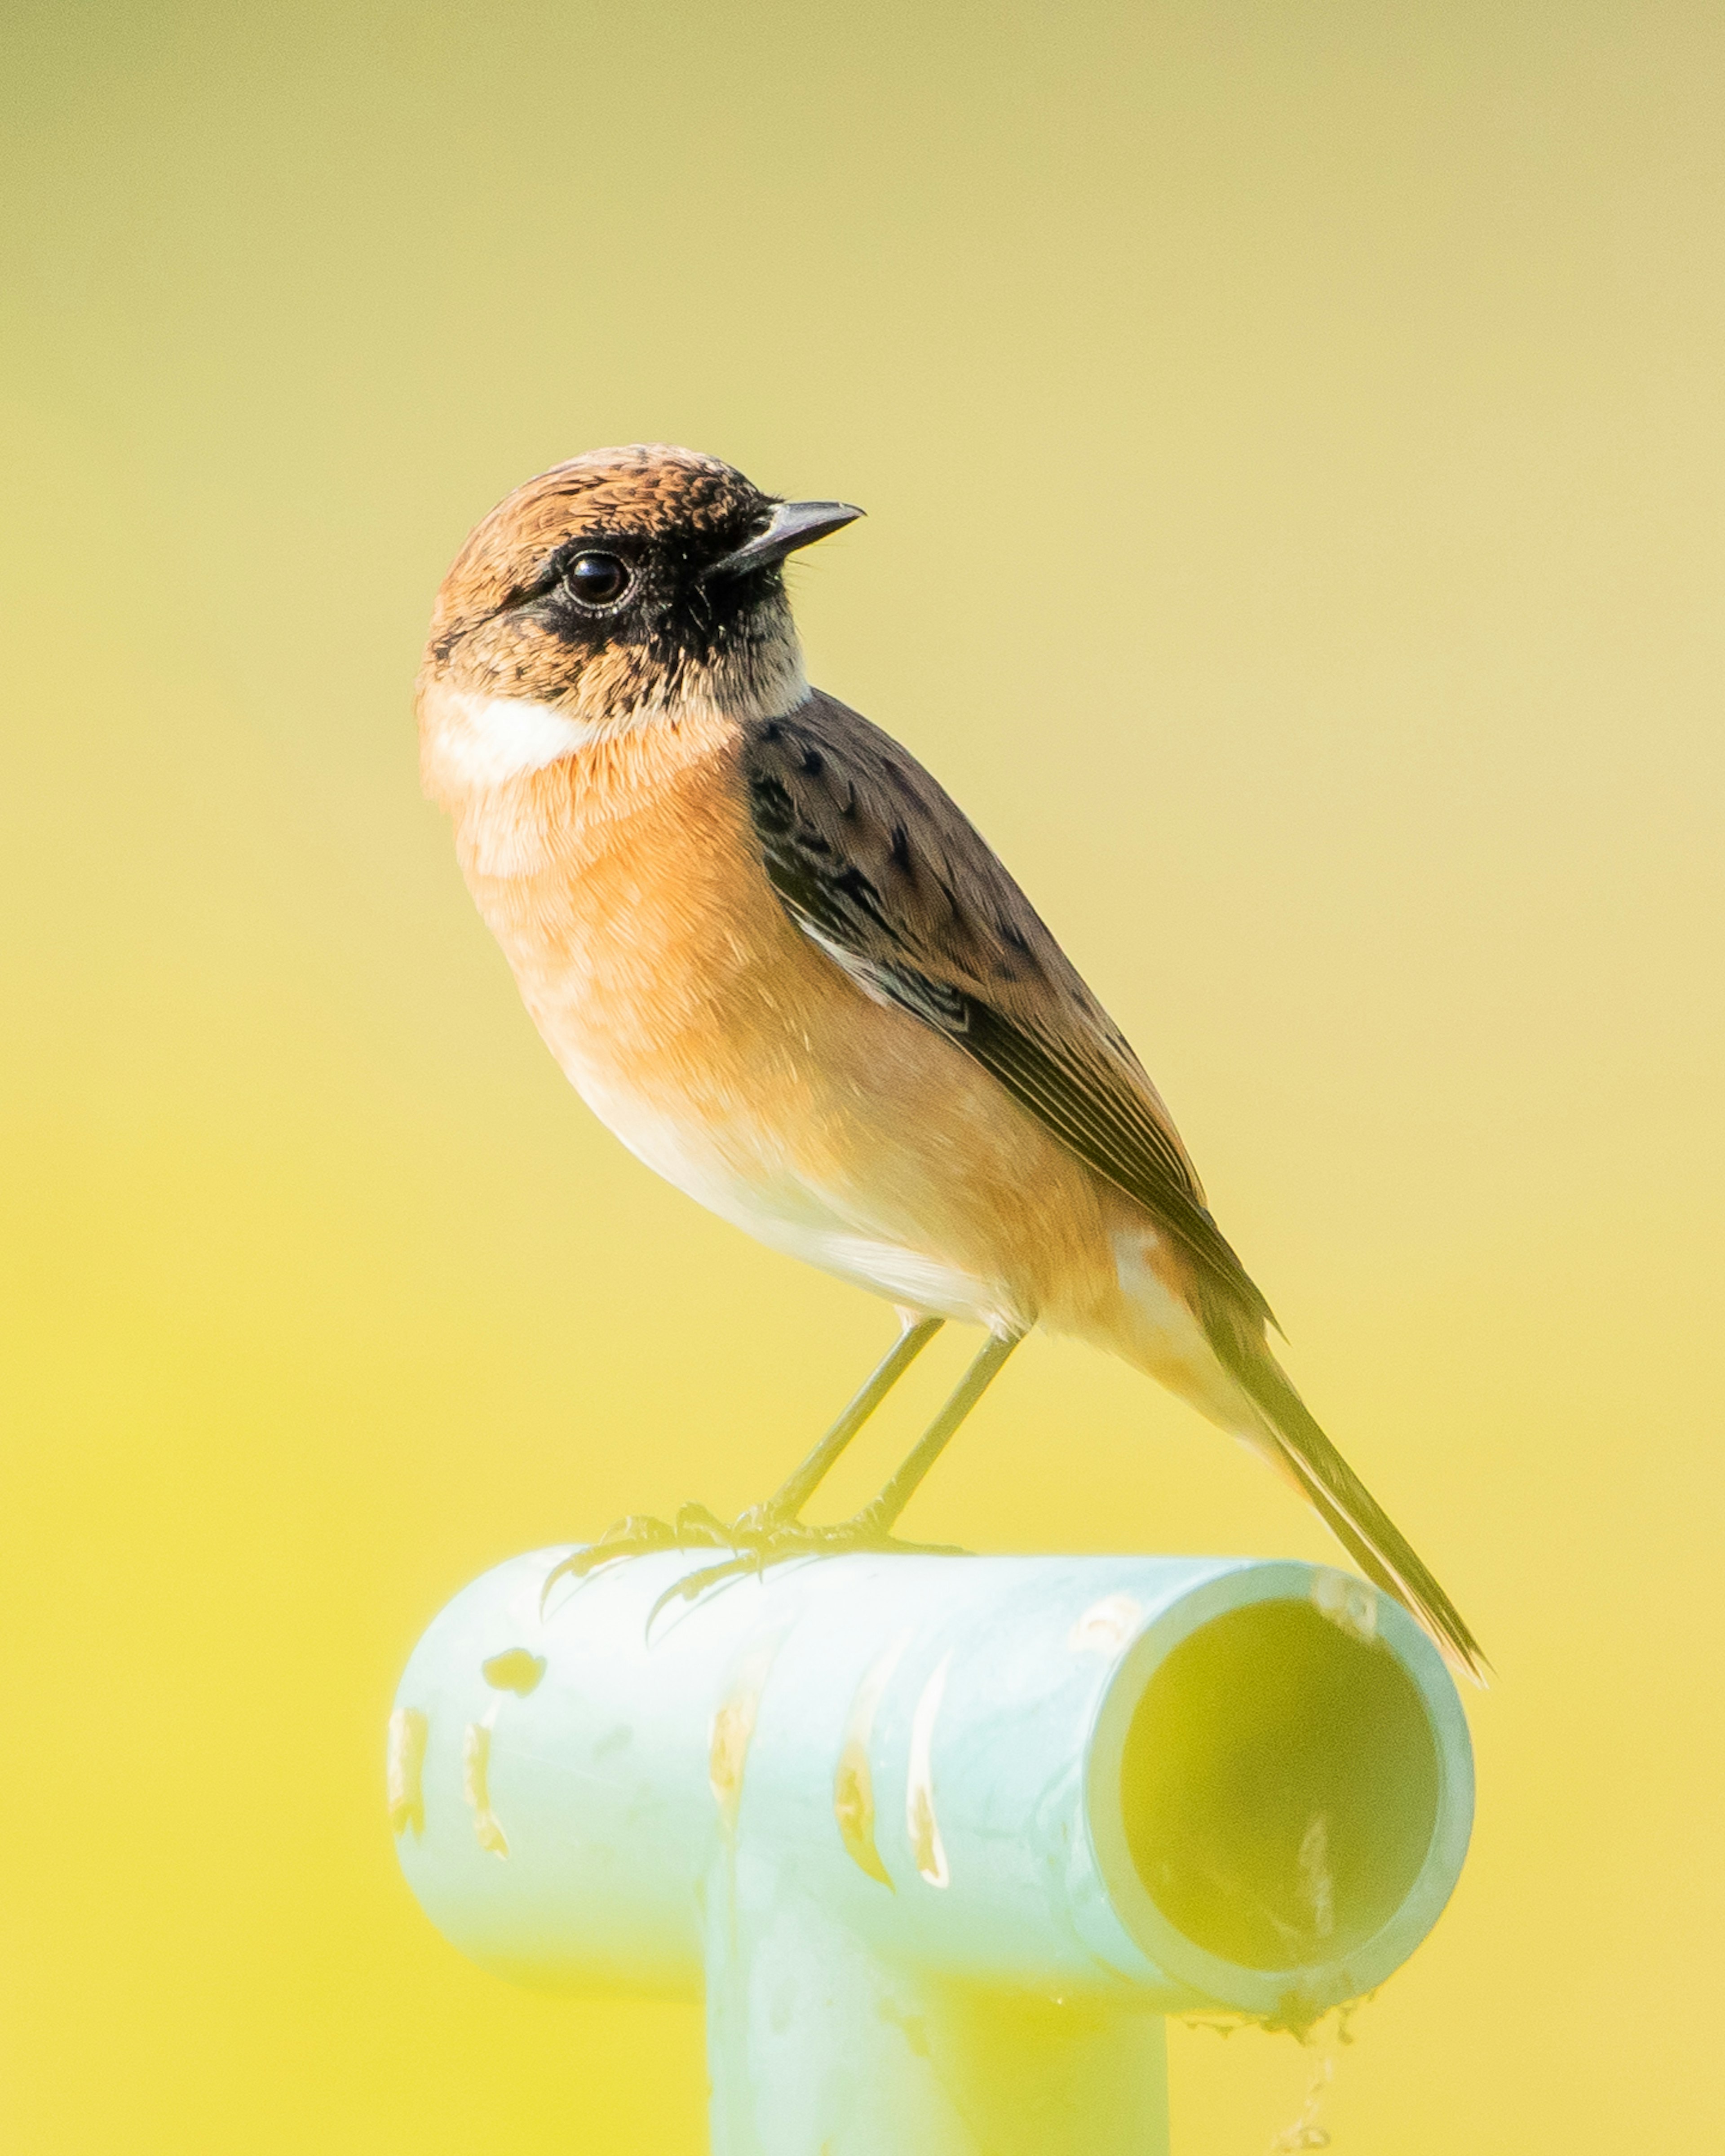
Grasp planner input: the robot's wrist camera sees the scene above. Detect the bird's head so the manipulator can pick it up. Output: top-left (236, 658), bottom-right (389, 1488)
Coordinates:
top-left (416, 445), bottom-right (861, 792)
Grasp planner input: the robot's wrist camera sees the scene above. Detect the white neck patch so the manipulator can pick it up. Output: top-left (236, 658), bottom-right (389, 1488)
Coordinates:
top-left (429, 693), bottom-right (604, 788)
top-left (420, 635), bottom-right (809, 797)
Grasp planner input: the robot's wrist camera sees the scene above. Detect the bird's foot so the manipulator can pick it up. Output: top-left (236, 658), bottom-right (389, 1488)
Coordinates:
top-left (645, 1503), bottom-right (965, 1623)
top-left (541, 1502), bottom-right (967, 1621)
top-left (539, 1505), bottom-right (737, 1605)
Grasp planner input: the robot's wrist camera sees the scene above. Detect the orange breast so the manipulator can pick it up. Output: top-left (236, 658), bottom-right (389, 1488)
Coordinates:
top-left (451, 714), bottom-right (818, 1104)
top-left (445, 718), bottom-right (1130, 1337)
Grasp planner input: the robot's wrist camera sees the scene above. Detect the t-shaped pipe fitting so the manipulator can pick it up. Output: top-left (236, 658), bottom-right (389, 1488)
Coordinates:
top-left (390, 1548), bottom-right (1473, 2155)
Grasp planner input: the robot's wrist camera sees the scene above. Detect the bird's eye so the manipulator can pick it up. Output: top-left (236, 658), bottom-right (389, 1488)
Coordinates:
top-left (564, 552), bottom-right (631, 607)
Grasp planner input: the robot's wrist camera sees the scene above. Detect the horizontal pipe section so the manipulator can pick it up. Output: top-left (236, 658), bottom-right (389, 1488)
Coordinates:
top-left (391, 1546), bottom-right (1472, 2020)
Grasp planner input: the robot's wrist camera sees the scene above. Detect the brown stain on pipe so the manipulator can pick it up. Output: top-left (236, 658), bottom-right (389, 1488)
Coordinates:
top-left (1067, 1593), bottom-right (1142, 1656)
top-left (833, 1743), bottom-right (888, 1886)
top-left (833, 1630), bottom-right (912, 1888)
top-left (387, 1708), bottom-right (428, 1837)
top-left (1311, 1567), bottom-right (1378, 1646)
top-left (462, 1722), bottom-right (510, 1857)
top-left (709, 1628), bottom-right (789, 1837)
top-left (906, 1654), bottom-right (953, 1888)
top-left (481, 1648), bottom-right (546, 1696)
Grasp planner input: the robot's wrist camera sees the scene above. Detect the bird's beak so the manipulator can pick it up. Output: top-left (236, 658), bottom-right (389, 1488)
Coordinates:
top-left (705, 499), bottom-right (865, 581)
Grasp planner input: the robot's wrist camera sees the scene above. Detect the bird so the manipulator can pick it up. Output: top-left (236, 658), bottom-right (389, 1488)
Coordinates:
top-left (416, 443), bottom-right (1486, 1681)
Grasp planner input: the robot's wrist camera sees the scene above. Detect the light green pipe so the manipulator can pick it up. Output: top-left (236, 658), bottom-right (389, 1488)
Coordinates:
top-left (390, 1547), bottom-right (1473, 2155)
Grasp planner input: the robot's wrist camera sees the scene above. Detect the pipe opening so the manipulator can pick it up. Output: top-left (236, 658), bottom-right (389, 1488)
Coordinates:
top-left (1119, 1599), bottom-right (1439, 1971)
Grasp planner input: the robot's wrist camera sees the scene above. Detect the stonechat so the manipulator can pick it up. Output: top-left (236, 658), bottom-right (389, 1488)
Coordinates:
top-left (416, 445), bottom-right (1484, 1679)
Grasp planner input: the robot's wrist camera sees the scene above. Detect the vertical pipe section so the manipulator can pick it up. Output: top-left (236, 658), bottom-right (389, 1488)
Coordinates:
top-left (705, 1874), bottom-right (1168, 2156)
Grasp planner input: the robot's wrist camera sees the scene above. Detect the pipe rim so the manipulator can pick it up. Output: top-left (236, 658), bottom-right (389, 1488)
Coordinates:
top-left (1082, 1560), bottom-right (1475, 2019)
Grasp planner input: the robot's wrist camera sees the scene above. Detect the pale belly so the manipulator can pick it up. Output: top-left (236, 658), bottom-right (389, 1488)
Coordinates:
top-left (567, 1054), bottom-right (1020, 1330)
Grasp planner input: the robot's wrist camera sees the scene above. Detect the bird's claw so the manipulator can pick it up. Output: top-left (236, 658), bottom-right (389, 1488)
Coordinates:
top-left (540, 1502), bottom-right (967, 1624)
top-left (644, 1508), bottom-right (967, 1628)
top-left (538, 1506), bottom-right (734, 1608)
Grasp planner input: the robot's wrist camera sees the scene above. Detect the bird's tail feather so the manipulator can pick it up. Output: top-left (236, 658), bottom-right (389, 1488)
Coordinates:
top-left (1205, 1309), bottom-right (1490, 1685)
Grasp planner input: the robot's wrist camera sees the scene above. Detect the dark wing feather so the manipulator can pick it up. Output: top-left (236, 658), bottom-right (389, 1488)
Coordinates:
top-left (741, 691), bottom-right (1274, 1328)
top-left (742, 693), bottom-right (1488, 1681)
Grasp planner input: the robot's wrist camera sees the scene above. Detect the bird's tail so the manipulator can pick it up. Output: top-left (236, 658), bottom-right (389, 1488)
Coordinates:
top-left (1204, 1303), bottom-right (1490, 1685)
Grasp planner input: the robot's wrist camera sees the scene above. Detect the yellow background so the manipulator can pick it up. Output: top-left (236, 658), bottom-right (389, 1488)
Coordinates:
top-left (4, 3), bottom-right (1722, 2148)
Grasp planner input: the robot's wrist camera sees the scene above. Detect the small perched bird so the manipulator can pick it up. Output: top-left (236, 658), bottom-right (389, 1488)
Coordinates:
top-left (417, 445), bottom-right (1485, 1679)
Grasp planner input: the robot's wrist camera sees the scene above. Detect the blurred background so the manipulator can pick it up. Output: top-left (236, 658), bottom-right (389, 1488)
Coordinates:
top-left (3, 1), bottom-right (1722, 2148)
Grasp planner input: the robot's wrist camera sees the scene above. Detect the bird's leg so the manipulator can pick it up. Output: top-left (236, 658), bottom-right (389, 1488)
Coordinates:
top-left (539, 1314), bottom-right (942, 1601)
top-left (654, 1330), bottom-right (1021, 1616)
top-left (850, 1328), bottom-right (1021, 1535)
top-left (744, 1311), bottom-right (945, 1529)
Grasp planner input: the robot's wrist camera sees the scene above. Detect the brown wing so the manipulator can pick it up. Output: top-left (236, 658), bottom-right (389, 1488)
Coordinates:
top-left (740, 691), bottom-right (1275, 1331)
top-left (743, 693), bottom-right (1490, 1680)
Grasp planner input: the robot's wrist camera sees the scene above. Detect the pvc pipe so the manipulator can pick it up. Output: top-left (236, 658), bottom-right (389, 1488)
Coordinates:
top-left (390, 1548), bottom-right (1473, 2155)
